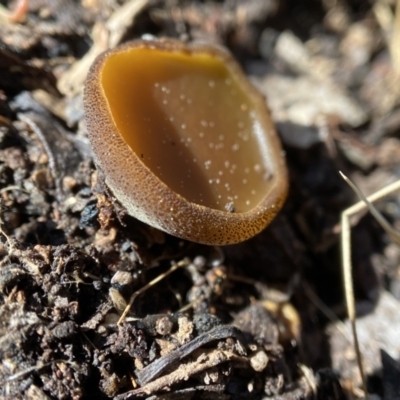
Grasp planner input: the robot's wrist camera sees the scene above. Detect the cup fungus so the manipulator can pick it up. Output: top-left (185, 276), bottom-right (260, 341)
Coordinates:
top-left (84, 38), bottom-right (288, 245)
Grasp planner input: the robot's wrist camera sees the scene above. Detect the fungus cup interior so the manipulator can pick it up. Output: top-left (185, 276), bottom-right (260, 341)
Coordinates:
top-left (85, 39), bottom-right (288, 245)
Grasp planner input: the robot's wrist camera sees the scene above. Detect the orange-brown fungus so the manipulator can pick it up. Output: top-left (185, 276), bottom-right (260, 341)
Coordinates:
top-left (84, 38), bottom-right (288, 245)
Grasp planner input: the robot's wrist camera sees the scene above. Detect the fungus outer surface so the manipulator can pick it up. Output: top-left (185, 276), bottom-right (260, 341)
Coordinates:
top-left (84, 39), bottom-right (288, 245)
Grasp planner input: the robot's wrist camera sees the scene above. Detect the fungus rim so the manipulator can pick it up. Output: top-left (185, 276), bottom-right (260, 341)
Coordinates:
top-left (84, 38), bottom-right (288, 245)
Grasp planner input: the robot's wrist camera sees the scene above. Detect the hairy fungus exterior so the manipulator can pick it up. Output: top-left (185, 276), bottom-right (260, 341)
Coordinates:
top-left (84, 38), bottom-right (288, 245)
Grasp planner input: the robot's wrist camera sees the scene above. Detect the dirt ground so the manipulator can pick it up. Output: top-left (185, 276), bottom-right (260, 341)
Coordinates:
top-left (1, 0), bottom-right (400, 399)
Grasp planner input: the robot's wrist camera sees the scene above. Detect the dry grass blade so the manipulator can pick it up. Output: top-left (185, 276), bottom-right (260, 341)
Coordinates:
top-left (340, 207), bottom-right (367, 397)
top-left (340, 172), bottom-right (400, 398)
top-left (374, 0), bottom-right (400, 73)
top-left (117, 258), bottom-right (190, 325)
top-left (391, 0), bottom-right (400, 72)
top-left (340, 172), bottom-right (400, 245)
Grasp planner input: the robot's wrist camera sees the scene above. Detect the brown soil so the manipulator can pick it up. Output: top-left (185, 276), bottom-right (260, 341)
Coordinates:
top-left (1, 0), bottom-right (400, 399)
